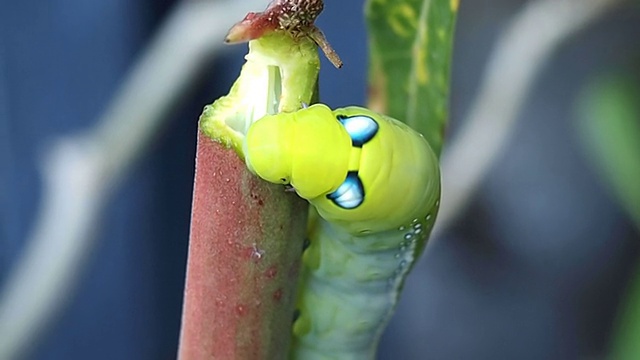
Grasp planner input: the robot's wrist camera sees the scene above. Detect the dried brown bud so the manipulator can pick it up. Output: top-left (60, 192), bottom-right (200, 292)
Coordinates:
top-left (225, 0), bottom-right (342, 69)
top-left (273, 0), bottom-right (324, 36)
top-left (225, 0), bottom-right (323, 43)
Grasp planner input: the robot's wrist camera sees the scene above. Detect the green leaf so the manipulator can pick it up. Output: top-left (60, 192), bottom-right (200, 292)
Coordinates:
top-left (366, 0), bottom-right (459, 157)
top-left (576, 74), bottom-right (640, 231)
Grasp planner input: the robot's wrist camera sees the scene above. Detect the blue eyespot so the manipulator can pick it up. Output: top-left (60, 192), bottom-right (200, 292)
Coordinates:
top-left (337, 115), bottom-right (379, 147)
top-left (327, 172), bottom-right (364, 209)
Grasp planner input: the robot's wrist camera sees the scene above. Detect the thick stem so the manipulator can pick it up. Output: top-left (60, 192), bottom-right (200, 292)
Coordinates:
top-left (179, 132), bottom-right (307, 359)
top-left (179, 1), bottom-right (331, 357)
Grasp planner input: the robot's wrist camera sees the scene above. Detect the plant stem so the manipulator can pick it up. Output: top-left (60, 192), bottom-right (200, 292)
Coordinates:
top-left (179, 4), bottom-right (325, 357)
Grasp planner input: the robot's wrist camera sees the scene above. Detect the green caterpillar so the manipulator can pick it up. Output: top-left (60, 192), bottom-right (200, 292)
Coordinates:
top-left (244, 104), bottom-right (441, 359)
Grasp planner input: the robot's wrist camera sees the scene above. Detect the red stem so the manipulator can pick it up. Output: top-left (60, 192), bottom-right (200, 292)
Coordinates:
top-left (179, 131), bottom-right (307, 359)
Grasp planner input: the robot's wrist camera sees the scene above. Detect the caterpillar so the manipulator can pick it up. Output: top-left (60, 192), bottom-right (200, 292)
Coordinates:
top-left (244, 104), bottom-right (441, 359)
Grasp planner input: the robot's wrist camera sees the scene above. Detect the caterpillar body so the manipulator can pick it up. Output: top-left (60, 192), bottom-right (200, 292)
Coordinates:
top-left (244, 104), bottom-right (441, 359)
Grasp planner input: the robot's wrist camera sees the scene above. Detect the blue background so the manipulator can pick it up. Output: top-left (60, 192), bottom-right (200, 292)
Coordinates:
top-left (1, 0), bottom-right (639, 359)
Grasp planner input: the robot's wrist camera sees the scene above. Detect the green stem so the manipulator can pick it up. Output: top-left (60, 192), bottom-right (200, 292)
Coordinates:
top-left (200, 32), bottom-right (320, 150)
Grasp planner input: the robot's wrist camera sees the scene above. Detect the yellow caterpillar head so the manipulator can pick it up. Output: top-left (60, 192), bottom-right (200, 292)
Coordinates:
top-left (244, 104), bottom-right (353, 199)
top-left (244, 104), bottom-right (440, 234)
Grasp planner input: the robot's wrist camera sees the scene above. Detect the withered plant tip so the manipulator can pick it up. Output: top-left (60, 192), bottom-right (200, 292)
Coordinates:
top-left (224, 0), bottom-right (342, 68)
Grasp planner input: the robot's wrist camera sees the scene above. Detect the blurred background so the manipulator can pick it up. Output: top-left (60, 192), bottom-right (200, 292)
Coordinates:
top-left (1, 0), bottom-right (639, 359)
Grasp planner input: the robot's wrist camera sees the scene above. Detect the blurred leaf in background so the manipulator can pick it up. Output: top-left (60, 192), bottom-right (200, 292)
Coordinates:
top-left (575, 70), bottom-right (640, 359)
top-left (576, 72), bottom-right (640, 231)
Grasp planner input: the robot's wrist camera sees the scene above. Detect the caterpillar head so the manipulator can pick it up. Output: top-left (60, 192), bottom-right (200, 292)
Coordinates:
top-left (244, 112), bottom-right (294, 184)
top-left (245, 104), bottom-right (441, 235)
top-left (244, 104), bottom-right (352, 199)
